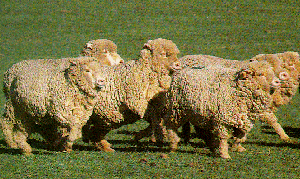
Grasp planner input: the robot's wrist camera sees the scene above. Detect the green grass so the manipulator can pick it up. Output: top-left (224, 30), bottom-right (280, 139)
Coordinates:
top-left (1, 0), bottom-right (300, 178)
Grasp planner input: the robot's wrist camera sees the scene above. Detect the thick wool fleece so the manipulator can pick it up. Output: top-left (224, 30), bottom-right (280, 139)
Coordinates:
top-left (1, 57), bottom-right (104, 154)
top-left (81, 38), bottom-right (181, 152)
top-left (160, 61), bottom-right (280, 158)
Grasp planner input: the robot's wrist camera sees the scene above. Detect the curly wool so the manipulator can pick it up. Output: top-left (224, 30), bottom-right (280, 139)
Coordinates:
top-left (250, 51), bottom-right (300, 107)
top-left (1, 57), bottom-right (104, 154)
top-left (162, 61), bottom-right (277, 158)
top-left (81, 39), bottom-right (124, 66)
top-left (81, 38), bottom-right (181, 151)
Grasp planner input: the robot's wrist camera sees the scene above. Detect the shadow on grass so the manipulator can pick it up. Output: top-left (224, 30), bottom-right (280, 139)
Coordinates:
top-left (246, 141), bottom-right (300, 149)
top-left (261, 126), bottom-right (300, 139)
top-left (0, 139), bottom-right (54, 155)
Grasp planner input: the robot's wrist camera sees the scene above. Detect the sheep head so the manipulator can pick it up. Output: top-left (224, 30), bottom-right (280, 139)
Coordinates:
top-left (67, 57), bottom-right (106, 97)
top-left (142, 38), bottom-right (181, 75)
top-left (141, 38), bottom-right (181, 89)
top-left (238, 61), bottom-right (280, 93)
top-left (81, 39), bottom-right (124, 66)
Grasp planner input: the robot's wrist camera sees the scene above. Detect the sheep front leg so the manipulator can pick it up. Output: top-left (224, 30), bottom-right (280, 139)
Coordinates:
top-left (262, 113), bottom-right (292, 143)
top-left (64, 124), bottom-right (85, 152)
top-left (209, 125), bottom-right (231, 159)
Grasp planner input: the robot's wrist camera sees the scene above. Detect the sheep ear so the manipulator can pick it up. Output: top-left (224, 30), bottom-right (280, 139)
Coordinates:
top-left (140, 49), bottom-right (151, 60)
top-left (69, 59), bottom-right (78, 66)
top-left (86, 43), bottom-right (93, 49)
top-left (239, 71), bottom-right (248, 79)
top-left (143, 42), bottom-right (152, 51)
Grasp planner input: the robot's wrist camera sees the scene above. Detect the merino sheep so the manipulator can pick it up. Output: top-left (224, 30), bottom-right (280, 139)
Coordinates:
top-left (134, 52), bottom-right (296, 145)
top-left (81, 38), bottom-right (181, 152)
top-left (180, 52), bottom-right (300, 144)
top-left (1, 39), bottom-right (124, 151)
top-left (1, 57), bottom-right (106, 154)
top-left (81, 39), bottom-right (124, 66)
top-left (160, 61), bottom-right (281, 158)
top-left (250, 52), bottom-right (300, 107)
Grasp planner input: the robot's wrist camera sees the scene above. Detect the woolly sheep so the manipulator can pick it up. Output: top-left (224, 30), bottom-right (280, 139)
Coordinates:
top-left (81, 39), bottom-right (124, 66)
top-left (181, 52), bottom-right (300, 144)
top-left (134, 53), bottom-right (294, 145)
top-left (160, 61), bottom-right (281, 158)
top-left (1, 39), bottom-right (124, 151)
top-left (81, 38), bottom-right (182, 152)
top-left (1, 57), bottom-right (106, 154)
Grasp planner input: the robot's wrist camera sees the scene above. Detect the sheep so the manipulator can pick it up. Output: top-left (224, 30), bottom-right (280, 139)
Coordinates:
top-left (160, 61), bottom-right (281, 158)
top-left (250, 52), bottom-right (300, 107)
top-left (180, 52), bottom-right (300, 144)
top-left (81, 38), bottom-right (182, 152)
top-left (81, 39), bottom-right (124, 66)
top-left (1, 57), bottom-right (106, 154)
top-left (134, 52), bottom-right (296, 145)
top-left (1, 39), bottom-right (124, 151)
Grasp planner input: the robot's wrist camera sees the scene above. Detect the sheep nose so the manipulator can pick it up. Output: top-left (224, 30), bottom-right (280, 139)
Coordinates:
top-left (279, 72), bottom-right (290, 81)
top-left (96, 78), bottom-right (105, 89)
top-left (171, 61), bottom-right (182, 71)
top-left (271, 78), bottom-right (281, 87)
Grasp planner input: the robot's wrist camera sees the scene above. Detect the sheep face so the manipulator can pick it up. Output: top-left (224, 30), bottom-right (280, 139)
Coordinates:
top-left (80, 62), bottom-right (106, 90)
top-left (142, 38), bottom-right (181, 76)
top-left (81, 39), bottom-right (124, 66)
top-left (239, 61), bottom-right (279, 93)
top-left (68, 58), bottom-right (106, 95)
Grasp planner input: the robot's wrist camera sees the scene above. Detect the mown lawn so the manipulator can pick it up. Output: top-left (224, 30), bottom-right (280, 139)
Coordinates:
top-left (0, 0), bottom-right (300, 178)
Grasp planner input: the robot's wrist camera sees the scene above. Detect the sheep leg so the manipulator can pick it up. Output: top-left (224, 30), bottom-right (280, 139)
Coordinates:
top-left (269, 121), bottom-right (290, 142)
top-left (231, 127), bottom-right (250, 152)
top-left (263, 114), bottom-right (292, 142)
top-left (209, 125), bottom-right (231, 159)
top-left (14, 131), bottom-right (32, 155)
top-left (94, 139), bottom-right (115, 152)
top-left (38, 124), bottom-right (64, 151)
top-left (166, 128), bottom-right (180, 152)
top-left (1, 101), bottom-right (18, 149)
top-left (64, 124), bottom-right (84, 152)
top-left (89, 128), bottom-right (114, 152)
top-left (0, 116), bottom-right (18, 149)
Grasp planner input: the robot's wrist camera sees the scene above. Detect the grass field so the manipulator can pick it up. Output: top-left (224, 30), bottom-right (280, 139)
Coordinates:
top-left (1, 0), bottom-right (300, 178)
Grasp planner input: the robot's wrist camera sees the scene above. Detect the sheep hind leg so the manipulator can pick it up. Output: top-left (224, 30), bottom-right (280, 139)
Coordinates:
top-left (166, 128), bottom-right (180, 152)
top-left (0, 117), bottom-right (18, 149)
top-left (63, 125), bottom-right (84, 152)
top-left (14, 131), bottom-right (32, 155)
top-left (90, 128), bottom-right (114, 152)
top-left (231, 128), bottom-right (247, 152)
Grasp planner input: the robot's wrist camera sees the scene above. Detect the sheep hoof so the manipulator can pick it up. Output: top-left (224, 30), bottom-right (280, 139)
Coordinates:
top-left (285, 138), bottom-right (298, 144)
top-left (24, 152), bottom-right (32, 156)
top-left (220, 154), bottom-right (231, 159)
top-left (150, 136), bottom-right (157, 143)
top-left (231, 145), bottom-right (247, 152)
top-left (102, 148), bottom-right (115, 152)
